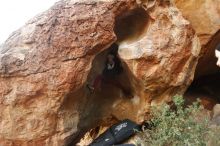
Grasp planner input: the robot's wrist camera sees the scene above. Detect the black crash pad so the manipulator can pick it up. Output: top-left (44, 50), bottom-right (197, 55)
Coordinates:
top-left (89, 119), bottom-right (140, 146)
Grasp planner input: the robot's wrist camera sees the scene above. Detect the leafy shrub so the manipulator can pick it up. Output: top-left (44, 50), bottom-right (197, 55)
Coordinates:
top-left (136, 95), bottom-right (220, 146)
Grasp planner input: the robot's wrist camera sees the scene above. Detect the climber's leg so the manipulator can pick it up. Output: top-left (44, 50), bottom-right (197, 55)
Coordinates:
top-left (93, 74), bottom-right (103, 91)
top-left (87, 75), bottom-right (103, 93)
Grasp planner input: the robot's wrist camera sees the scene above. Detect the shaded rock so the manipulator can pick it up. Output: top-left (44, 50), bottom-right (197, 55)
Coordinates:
top-left (184, 93), bottom-right (218, 111)
top-left (211, 119), bottom-right (220, 127)
top-left (195, 30), bottom-right (220, 78)
top-left (213, 104), bottom-right (220, 117)
top-left (0, 0), bottom-right (200, 145)
top-left (211, 104), bottom-right (220, 126)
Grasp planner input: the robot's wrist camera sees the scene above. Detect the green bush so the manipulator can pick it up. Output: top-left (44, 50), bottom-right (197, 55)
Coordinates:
top-left (136, 95), bottom-right (220, 146)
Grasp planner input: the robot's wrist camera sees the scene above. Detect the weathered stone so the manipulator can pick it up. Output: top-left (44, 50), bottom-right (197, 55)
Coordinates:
top-left (174, 0), bottom-right (220, 45)
top-left (0, 0), bottom-right (200, 145)
top-left (173, 0), bottom-right (220, 78)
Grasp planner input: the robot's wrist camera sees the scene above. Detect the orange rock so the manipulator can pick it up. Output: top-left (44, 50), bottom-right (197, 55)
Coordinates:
top-left (0, 0), bottom-right (200, 145)
top-left (173, 0), bottom-right (220, 78)
top-left (174, 0), bottom-right (220, 45)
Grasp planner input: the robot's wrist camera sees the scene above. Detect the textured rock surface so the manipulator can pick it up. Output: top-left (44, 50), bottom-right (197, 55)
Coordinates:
top-left (173, 0), bottom-right (220, 78)
top-left (0, 0), bottom-right (200, 145)
top-left (174, 0), bottom-right (220, 45)
top-left (117, 0), bottom-right (200, 105)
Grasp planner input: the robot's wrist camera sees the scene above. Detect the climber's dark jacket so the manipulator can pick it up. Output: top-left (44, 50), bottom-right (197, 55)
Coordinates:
top-left (102, 54), bottom-right (123, 78)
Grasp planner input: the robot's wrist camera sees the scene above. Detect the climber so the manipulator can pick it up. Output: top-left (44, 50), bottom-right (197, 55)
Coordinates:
top-left (87, 43), bottom-right (130, 95)
top-left (215, 43), bottom-right (220, 67)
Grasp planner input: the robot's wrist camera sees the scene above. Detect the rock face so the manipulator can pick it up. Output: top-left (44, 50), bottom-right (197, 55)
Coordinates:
top-left (174, 0), bottom-right (220, 78)
top-left (174, 0), bottom-right (220, 45)
top-left (0, 0), bottom-right (200, 145)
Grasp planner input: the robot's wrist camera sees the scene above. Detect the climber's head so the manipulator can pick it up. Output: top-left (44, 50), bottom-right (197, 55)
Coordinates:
top-left (107, 54), bottom-right (114, 64)
top-left (215, 44), bottom-right (220, 67)
top-left (106, 43), bottom-right (118, 64)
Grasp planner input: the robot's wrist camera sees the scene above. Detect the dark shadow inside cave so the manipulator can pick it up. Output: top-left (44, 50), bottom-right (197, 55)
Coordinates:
top-left (63, 7), bottom-right (149, 146)
top-left (184, 31), bottom-right (220, 110)
top-left (184, 72), bottom-right (220, 110)
top-left (115, 7), bottom-right (149, 42)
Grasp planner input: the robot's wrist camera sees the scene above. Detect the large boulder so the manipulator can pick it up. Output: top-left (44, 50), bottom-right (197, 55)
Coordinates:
top-left (0, 0), bottom-right (200, 145)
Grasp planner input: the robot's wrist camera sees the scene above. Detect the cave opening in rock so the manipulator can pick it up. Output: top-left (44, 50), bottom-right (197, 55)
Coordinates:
top-left (71, 7), bottom-right (150, 146)
top-left (86, 43), bottom-right (133, 97)
top-left (184, 31), bottom-right (220, 110)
